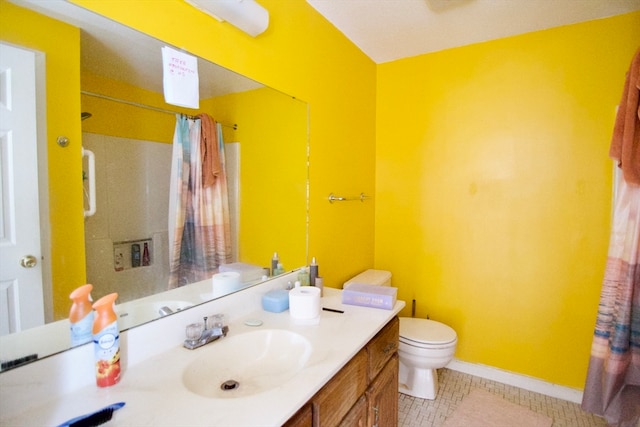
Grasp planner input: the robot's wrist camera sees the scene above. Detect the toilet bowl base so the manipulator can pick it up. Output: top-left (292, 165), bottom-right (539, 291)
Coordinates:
top-left (398, 360), bottom-right (438, 400)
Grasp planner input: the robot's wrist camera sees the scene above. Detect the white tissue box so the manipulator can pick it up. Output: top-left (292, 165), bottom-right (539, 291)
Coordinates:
top-left (342, 283), bottom-right (397, 310)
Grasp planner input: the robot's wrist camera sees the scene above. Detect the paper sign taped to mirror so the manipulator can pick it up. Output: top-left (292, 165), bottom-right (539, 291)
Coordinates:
top-left (162, 46), bottom-right (199, 109)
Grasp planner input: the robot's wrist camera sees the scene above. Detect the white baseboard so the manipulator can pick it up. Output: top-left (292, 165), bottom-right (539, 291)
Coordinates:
top-left (446, 359), bottom-right (584, 404)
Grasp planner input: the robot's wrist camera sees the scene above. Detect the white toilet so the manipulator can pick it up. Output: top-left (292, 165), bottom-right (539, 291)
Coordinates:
top-left (344, 270), bottom-right (457, 400)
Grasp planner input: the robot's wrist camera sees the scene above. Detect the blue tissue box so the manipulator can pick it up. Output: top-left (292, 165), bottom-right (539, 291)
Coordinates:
top-left (342, 283), bottom-right (397, 310)
top-left (262, 289), bottom-right (290, 313)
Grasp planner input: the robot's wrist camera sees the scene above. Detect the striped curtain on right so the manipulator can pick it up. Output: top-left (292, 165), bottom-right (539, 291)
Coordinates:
top-left (581, 48), bottom-right (640, 427)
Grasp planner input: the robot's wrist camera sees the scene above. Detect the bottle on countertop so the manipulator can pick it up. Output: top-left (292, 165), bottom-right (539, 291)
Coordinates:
top-left (309, 257), bottom-right (319, 286)
top-left (92, 293), bottom-right (121, 387)
top-left (69, 284), bottom-right (94, 347)
top-left (271, 252), bottom-right (279, 276)
top-left (315, 277), bottom-right (324, 297)
top-left (298, 267), bottom-right (310, 286)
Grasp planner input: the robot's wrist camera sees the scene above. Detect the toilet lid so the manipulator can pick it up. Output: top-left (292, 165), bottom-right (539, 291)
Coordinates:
top-left (399, 317), bottom-right (457, 345)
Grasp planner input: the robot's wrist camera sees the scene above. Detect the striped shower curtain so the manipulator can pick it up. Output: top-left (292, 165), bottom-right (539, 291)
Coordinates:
top-left (581, 48), bottom-right (640, 427)
top-left (168, 114), bottom-right (232, 289)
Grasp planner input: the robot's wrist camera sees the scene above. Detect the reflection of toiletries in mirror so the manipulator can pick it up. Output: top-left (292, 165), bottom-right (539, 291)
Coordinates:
top-left (298, 267), bottom-right (310, 286)
top-left (271, 252), bottom-right (279, 276)
top-left (92, 293), bottom-right (120, 387)
top-left (309, 257), bottom-right (319, 286)
top-left (69, 284), bottom-right (94, 347)
top-left (142, 242), bottom-right (150, 266)
top-left (274, 262), bottom-right (285, 276)
top-left (114, 248), bottom-right (124, 271)
top-left (131, 244), bottom-right (141, 267)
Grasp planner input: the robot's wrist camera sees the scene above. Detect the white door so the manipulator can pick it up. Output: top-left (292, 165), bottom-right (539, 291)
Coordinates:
top-left (0, 43), bottom-right (45, 335)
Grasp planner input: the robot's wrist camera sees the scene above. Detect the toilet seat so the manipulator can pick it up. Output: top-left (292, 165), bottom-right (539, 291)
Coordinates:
top-left (399, 317), bottom-right (457, 348)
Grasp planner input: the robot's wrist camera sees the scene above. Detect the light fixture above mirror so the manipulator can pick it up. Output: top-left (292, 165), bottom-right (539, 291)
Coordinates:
top-left (185, 0), bottom-right (269, 37)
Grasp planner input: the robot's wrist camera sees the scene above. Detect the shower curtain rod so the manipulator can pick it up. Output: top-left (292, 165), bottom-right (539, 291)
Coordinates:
top-left (81, 90), bottom-right (238, 130)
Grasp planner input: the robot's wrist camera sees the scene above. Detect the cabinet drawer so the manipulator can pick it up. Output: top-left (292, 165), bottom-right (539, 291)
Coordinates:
top-left (313, 349), bottom-right (368, 427)
top-left (366, 317), bottom-right (399, 381)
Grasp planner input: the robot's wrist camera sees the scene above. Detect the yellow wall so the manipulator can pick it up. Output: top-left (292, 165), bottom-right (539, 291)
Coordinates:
top-left (376, 12), bottom-right (640, 388)
top-left (0, 1), bottom-right (85, 319)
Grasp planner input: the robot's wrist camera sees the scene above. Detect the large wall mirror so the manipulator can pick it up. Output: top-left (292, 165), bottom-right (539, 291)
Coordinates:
top-left (0, 0), bottom-right (309, 370)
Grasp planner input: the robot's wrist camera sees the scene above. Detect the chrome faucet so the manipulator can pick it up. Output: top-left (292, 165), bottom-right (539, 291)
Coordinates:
top-left (183, 314), bottom-right (229, 350)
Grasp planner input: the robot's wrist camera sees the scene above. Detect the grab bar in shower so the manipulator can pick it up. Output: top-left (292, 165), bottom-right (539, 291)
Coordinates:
top-left (328, 193), bottom-right (371, 203)
top-left (82, 147), bottom-right (96, 218)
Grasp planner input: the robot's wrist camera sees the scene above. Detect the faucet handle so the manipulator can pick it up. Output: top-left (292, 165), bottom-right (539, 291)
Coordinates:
top-left (185, 322), bottom-right (204, 342)
top-left (205, 313), bottom-right (225, 330)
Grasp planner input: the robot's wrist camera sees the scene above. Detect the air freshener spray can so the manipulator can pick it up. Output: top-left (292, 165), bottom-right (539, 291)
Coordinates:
top-left (92, 293), bottom-right (121, 387)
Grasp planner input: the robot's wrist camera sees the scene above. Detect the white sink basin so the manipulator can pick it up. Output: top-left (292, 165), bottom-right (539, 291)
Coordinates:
top-left (182, 329), bottom-right (312, 399)
top-left (118, 300), bottom-right (194, 329)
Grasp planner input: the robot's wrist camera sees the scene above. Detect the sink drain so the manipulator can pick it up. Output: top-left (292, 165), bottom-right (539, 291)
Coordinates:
top-left (220, 379), bottom-right (240, 391)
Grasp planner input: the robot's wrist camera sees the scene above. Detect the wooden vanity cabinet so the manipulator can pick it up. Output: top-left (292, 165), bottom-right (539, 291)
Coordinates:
top-left (284, 316), bottom-right (399, 427)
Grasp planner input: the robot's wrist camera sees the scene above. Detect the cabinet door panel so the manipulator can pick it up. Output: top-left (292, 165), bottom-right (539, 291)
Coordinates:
top-left (367, 354), bottom-right (399, 427)
top-left (313, 350), bottom-right (368, 427)
top-left (339, 395), bottom-right (367, 427)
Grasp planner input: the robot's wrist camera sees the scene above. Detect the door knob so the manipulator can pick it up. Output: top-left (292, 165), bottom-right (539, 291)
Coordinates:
top-left (20, 255), bottom-right (38, 268)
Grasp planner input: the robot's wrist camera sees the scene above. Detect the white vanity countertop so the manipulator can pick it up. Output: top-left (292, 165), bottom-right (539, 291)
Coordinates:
top-left (0, 286), bottom-right (404, 427)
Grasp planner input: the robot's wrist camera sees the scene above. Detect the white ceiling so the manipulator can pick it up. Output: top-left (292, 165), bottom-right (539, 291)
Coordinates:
top-left (306, 0), bottom-right (640, 63)
top-left (12, 0), bottom-right (640, 93)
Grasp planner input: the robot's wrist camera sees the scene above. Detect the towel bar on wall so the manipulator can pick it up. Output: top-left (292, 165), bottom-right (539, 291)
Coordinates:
top-left (328, 193), bottom-right (371, 203)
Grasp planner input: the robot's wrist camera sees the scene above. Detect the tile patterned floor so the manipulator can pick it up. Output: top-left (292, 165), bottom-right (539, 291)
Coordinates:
top-left (398, 368), bottom-right (608, 427)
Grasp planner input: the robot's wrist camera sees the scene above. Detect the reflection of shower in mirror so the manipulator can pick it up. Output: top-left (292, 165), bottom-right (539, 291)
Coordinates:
top-left (82, 133), bottom-right (240, 304)
top-left (83, 133), bottom-right (171, 303)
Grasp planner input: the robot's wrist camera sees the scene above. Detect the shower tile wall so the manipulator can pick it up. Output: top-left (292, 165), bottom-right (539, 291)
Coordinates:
top-left (83, 133), bottom-right (172, 303)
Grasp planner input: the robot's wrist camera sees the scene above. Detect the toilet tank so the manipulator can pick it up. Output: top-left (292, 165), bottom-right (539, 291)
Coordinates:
top-left (343, 269), bottom-right (392, 288)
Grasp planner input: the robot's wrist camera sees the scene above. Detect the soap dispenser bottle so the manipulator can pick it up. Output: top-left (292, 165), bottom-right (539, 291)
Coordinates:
top-left (69, 284), bottom-right (94, 346)
top-left (92, 293), bottom-right (121, 387)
